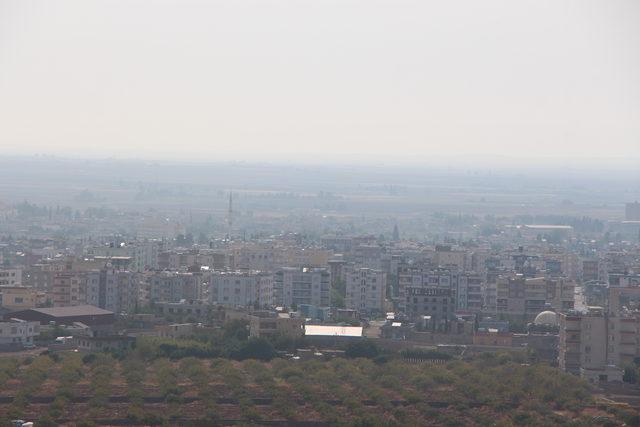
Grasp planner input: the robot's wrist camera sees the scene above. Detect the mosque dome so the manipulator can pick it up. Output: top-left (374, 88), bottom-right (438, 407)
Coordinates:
top-left (533, 311), bottom-right (558, 327)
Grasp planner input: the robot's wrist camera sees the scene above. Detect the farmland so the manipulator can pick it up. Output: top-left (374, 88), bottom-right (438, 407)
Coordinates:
top-left (0, 351), bottom-right (633, 426)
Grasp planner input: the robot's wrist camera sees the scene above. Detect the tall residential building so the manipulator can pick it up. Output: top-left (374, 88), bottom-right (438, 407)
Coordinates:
top-left (52, 271), bottom-right (88, 307)
top-left (210, 271), bottom-right (273, 308)
top-left (343, 267), bottom-right (386, 316)
top-left (88, 241), bottom-right (159, 272)
top-left (496, 275), bottom-right (574, 320)
top-left (230, 244), bottom-right (277, 271)
top-left (86, 268), bottom-right (139, 314)
top-left (274, 267), bottom-right (330, 308)
top-left (398, 265), bottom-right (483, 321)
top-left (558, 307), bottom-right (610, 380)
top-left (581, 259), bottom-right (601, 283)
top-left (558, 287), bottom-right (640, 382)
top-left (428, 245), bottom-right (469, 271)
top-left (148, 271), bottom-right (203, 303)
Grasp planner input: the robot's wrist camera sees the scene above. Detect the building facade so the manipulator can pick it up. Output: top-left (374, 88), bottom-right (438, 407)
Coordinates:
top-left (210, 271), bottom-right (273, 308)
top-left (343, 267), bottom-right (386, 316)
top-left (274, 267), bottom-right (330, 308)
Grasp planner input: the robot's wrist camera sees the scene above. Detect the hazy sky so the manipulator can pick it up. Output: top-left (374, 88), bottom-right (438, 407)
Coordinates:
top-left (0, 0), bottom-right (639, 166)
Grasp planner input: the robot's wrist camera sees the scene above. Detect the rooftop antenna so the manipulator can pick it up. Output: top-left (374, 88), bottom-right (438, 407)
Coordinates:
top-left (227, 191), bottom-right (233, 241)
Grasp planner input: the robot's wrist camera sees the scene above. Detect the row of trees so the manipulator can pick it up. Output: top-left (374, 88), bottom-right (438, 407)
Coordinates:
top-left (0, 350), bottom-right (635, 426)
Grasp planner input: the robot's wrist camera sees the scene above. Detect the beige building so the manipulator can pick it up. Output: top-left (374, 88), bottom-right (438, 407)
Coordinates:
top-left (559, 288), bottom-right (640, 383)
top-left (0, 268), bottom-right (22, 286)
top-left (496, 275), bottom-right (574, 320)
top-left (279, 248), bottom-right (332, 268)
top-left (52, 271), bottom-right (88, 307)
top-left (343, 267), bottom-right (386, 316)
top-left (427, 245), bottom-right (468, 271)
top-left (558, 307), bottom-right (624, 383)
top-left (248, 311), bottom-right (304, 339)
top-left (0, 286), bottom-right (43, 311)
top-left (156, 323), bottom-right (197, 339)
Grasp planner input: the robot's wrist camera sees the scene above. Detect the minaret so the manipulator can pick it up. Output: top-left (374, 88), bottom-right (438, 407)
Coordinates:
top-left (227, 191), bottom-right (233, 241)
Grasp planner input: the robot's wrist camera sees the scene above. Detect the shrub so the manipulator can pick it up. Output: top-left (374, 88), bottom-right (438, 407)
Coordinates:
top-left (345, 339), bottom-right (379, 359)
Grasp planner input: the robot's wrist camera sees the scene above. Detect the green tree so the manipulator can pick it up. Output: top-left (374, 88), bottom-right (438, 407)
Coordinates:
top-left (345, 339), bottom-right (379, 359)
top-left (623, 366), bottom-right (638, 384)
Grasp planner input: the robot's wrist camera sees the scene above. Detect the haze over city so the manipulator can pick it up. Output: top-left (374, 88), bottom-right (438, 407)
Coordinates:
top-left (1, 1), bottom-right (640, 426)
top-left (1, 0), bottom-right (639, 166)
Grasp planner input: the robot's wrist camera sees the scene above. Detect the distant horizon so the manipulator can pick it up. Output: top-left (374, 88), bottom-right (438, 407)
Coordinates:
top-left (1, 150), bottom-right (639, 174)
top-left (2, 0), bottom-right (639, 169)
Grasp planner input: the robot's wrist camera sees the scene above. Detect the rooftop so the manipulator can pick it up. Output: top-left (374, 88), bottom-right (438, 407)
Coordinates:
top-left (304, 325), bottom-right (363, 337)
top-left (28, 305), bottom-right (114, 317)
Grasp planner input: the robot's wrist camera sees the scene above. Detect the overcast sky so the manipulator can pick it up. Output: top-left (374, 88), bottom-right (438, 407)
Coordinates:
top-left (0, 0), bottom-right (638, 167)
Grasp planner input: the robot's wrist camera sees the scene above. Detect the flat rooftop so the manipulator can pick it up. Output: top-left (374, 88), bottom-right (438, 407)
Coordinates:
top-left (304, 325), bottom-right (363, 337)
top-left (29, 305), bottom-right (114, 317)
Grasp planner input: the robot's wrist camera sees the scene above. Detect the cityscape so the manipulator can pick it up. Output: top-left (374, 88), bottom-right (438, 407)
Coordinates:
top-left (2, 0), bottom-right (640, 425)
top-left (0, 158), bottom-right (638, 425)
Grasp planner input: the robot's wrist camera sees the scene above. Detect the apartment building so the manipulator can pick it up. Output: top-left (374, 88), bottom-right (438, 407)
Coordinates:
top-left (0, 286), bottom-right (42, 311)
top-left (343, 267), bottom-right (386, 316)
top-left (398, 266), bottom-right (456, 323)
top-left (398, 265), bottom-right (483, 321)
top-left (496, 275), bottom-right (574, 320)
top-left (88, 241), bottom-right (159, 272)
top-left (430, 245), bottom-right (468, 271)
top-left (558, 308), bottom-right (608, 378)
top-left (0, 268), bottom-right (22, 286)
top-left (230, 244), bottom-right (277, 271)
top-left (210, 270), bottom-right (273, 308)
top-left (86, 268), bottom-right (139, 314)
top-left (351, 245), bottom-right (384, 270)
top-left (274, 267), bottom-right (330, 308)
top-left (558, 287), bottom-right (640, 382)
top-left (52, 271), bottom-right (88, 307)
top-left (148, 271), bottom-right (204, 303)
top-left (581, 259), bottom-right (601, 283)
top-left (279, 247), bottom-right (332, 268)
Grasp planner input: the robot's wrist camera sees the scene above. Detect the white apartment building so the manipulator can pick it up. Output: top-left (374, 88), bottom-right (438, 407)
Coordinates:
top-left (210, 271), bottom-right (273, 308)
top-left (147, 271), bottom-right (203, 303)
top-left (88, 241), bottom-right (159, 272)
top-left (343, 267), bottom-right (386, 316)
top-left (274, 267), bottom-right (330, 308)
top-left (0, 268), bottom-right (22, 286)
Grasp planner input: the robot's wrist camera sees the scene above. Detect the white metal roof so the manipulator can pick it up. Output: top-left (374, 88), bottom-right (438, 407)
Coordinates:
top-left (304, 325), bottom-right (363, 337)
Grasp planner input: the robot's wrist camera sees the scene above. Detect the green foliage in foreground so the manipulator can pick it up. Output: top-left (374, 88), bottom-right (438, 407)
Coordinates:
top-left (0, 350), bottom-right (633, 426)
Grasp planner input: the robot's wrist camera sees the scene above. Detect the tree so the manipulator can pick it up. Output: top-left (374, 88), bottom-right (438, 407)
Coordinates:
top-left (623, 366), bottom-right (638, 384)
top-left (231, 337), bottom-right (276, 361)
top-left (223, 319), bottom-right (249, 341)
top-left (345, 339), bottom-right (379, 359)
